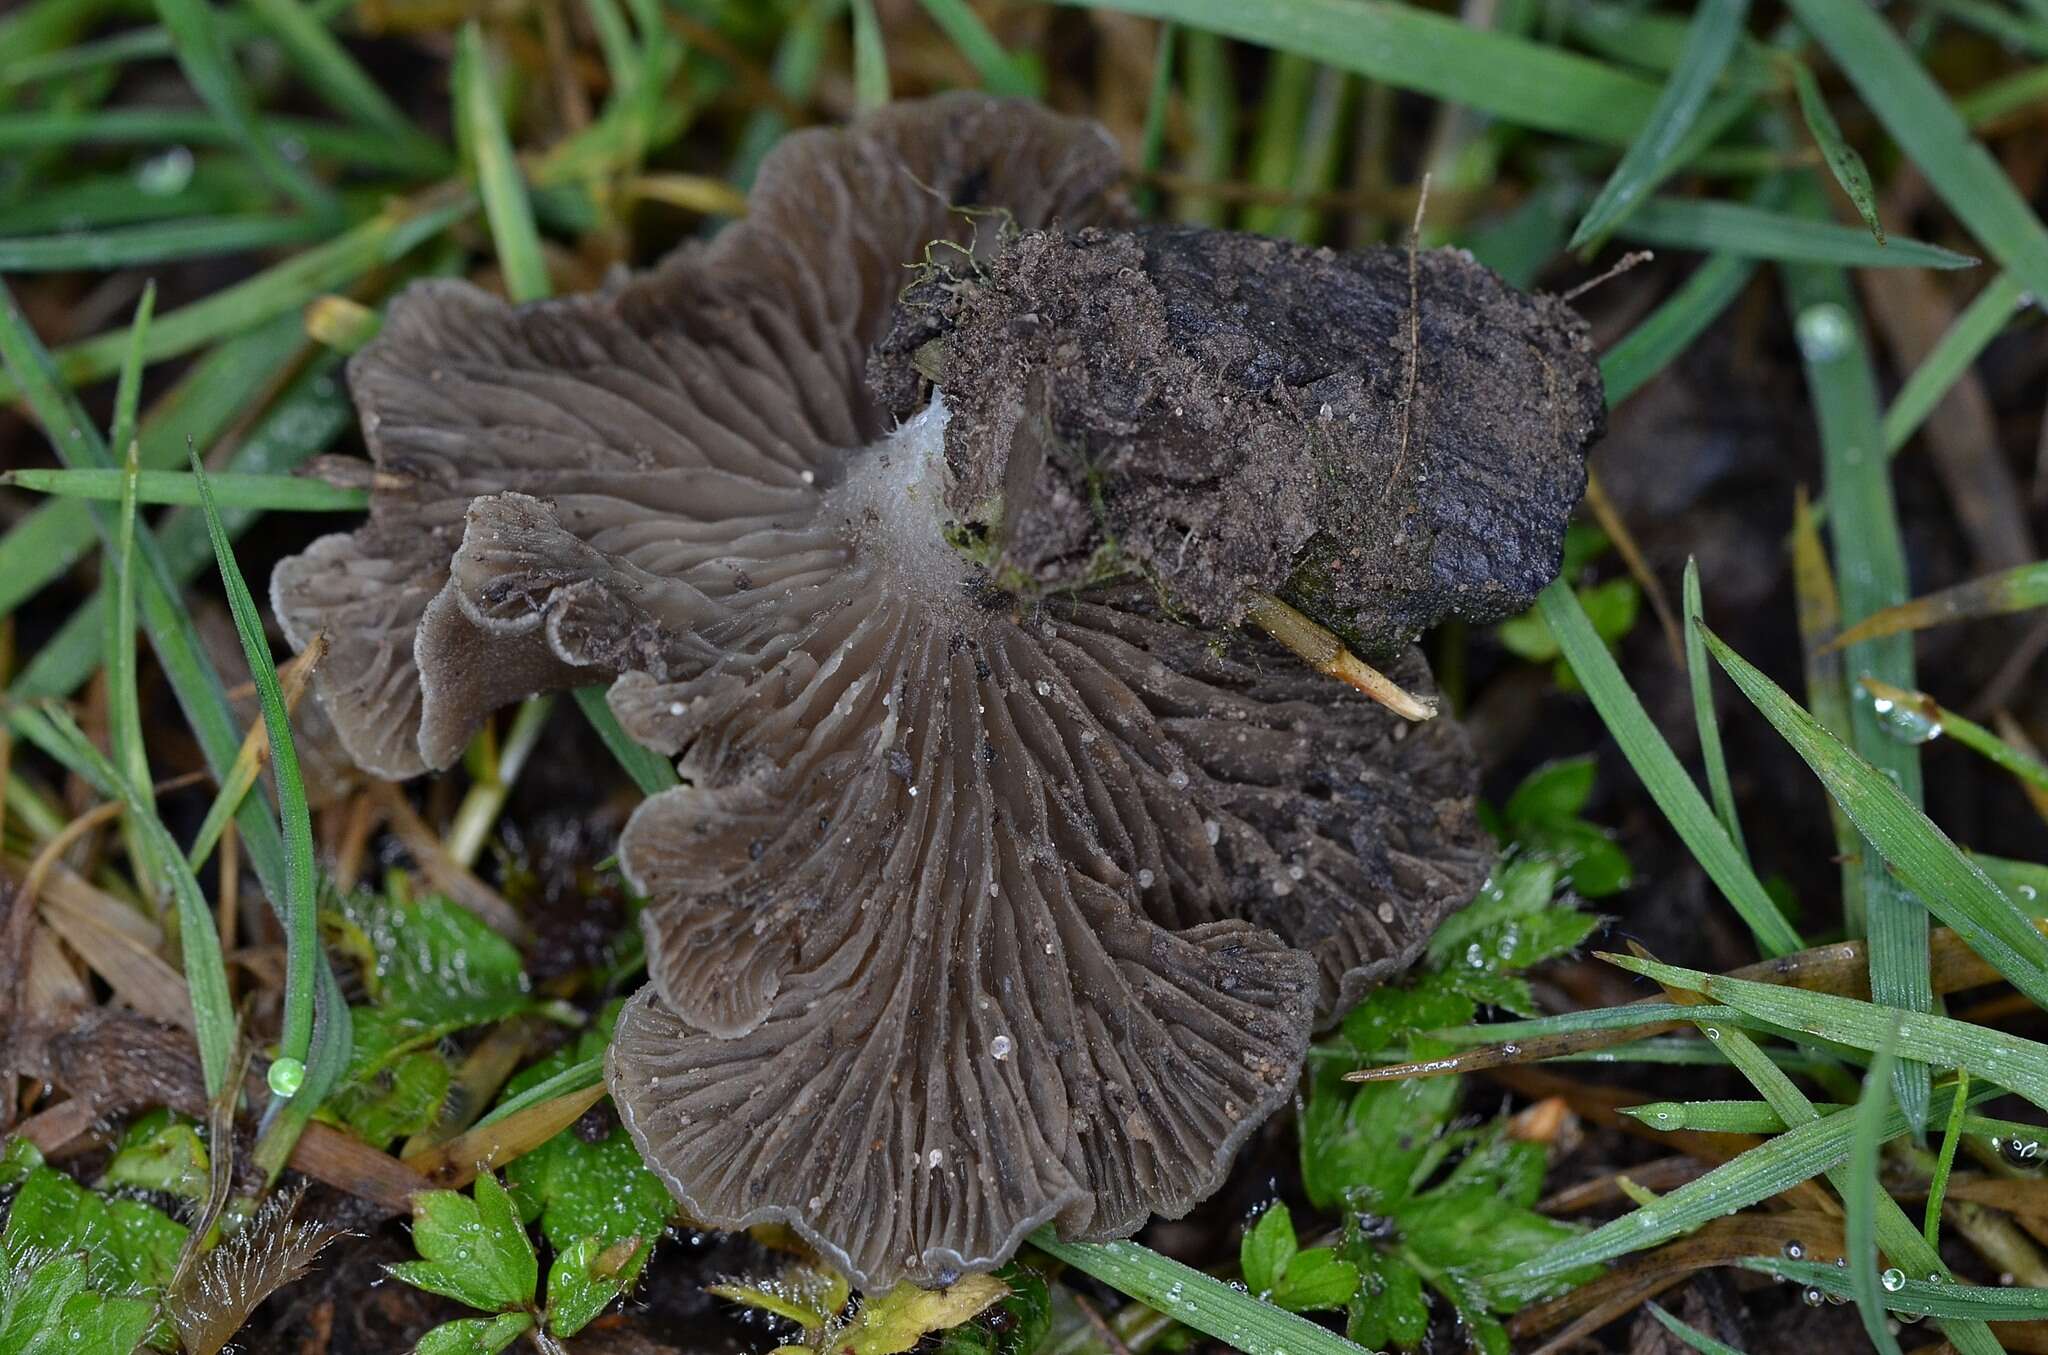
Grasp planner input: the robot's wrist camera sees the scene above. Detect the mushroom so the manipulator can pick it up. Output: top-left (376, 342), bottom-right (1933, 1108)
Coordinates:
top-left (272, 94), bottom-right (1601, 1289)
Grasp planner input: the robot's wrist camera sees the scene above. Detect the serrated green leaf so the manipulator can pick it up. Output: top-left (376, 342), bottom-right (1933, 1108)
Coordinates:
top-left (1301, 1067), bottom-right (1461, 1213)
top-left (0, 1254), bottom-right (156, 1355)
top-left (392, 1177), bottom-right (536, 1314)
top-left (2, 1157), bottom-right (187, 1296)
top-left (414, 1312), bottom-right (534, 1355)
top-left (327, 892), bottom-right (530, 1033)
top-left (1241, 1203), bottom-right (1298, 1297)
top-left (935, 1264), bottom-right (1051, 1355)
top-left (326, 1049), bottom-right (452, 1150)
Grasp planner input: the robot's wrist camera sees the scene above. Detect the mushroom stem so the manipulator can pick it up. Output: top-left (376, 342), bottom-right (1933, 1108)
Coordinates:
top-left (1244, 592), bottom-right (1438, 721)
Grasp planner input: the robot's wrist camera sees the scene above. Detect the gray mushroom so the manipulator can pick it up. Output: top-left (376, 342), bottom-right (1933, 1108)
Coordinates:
top-left (273, 93), bottom-right (1600, 1290)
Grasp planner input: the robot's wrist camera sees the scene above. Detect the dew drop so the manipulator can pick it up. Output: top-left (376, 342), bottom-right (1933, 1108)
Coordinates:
top-left (1137, 869), bottom-right (1155, 889)
top-left (1784, 1241), bottom-right (1805, 1261)
top-left (1881, 1267), bottom-right (1906, 1293)
top-left (1796, 302), bottom-right (1853, 361)
top-left (989, 1035), bottom-right (1013, 1061)
top-left (1801, 1287), bottom-right (1825, 1308)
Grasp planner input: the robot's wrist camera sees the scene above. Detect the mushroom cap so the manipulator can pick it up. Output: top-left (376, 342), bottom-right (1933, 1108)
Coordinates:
top-left (272, 94), bottom-right (1511, 1290)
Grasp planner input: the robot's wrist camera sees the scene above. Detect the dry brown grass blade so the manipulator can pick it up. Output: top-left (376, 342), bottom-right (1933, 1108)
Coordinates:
top-left (1510, 1211), bottom-right (1847, 1347)
top-left (288, 1121), bottom-right (437, 1214)
top-left (34, 860), bottom-right (191, 1027)
top-left (370, 780), bottom-right (529, 941)
top-left (403, 1081), bottom-right (608, 1190)
top-left (1584, 470), bottom-right (1684, 665)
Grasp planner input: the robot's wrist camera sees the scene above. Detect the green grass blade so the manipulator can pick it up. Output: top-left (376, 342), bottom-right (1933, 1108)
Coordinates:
top-left (0, 108), bottom-right (446, 176)
top-left (1683, 558), bottom-right (1746, 857)
top-left (1783, 229), bottom-right (1933, 1128)
top-left (1881, 272), bottom-right (2029, 456)
top-left (1173, 28), bottom-right (1234, 227)
top-left (1, 467), bottom-right (369, 512)
top-left (1032, 1234), bottom-right (1368, 1355)
top-left (1848, 1030), bottom-right (1909, 1355)
top-left (1957, 63), bottom-right (2048, 127)
top-left (1785, 56), bottom-right (1884, 244)
top-left (915, 0), bottom-right (1040, 97)
top-left (0, 310), bottom-right (306, 627)
top-left (849, 0), bottom-right (889, 112)
top-left (108, 287), bottom-right (158, 895)
top-left (0, 193), bottom-right (471, 403)
top-left (1065, 0), bottom-right (1661, 145)
top-left (1599, 252), bottom-right (1758, 405)
top-left (574, 686), bottom-right (678, 794)
top-left (1502, 1089), bottom-right (1919, 1283)
top-left (1538, 580), bottom-right (1801, 956)
top-left (471, 1056), bottom-right (604, 1132)
top-left (242, 0), bottom-right (446, 165)
top-left (191, 455), bottom-right (321, 1095)
top-left (1646, 1305), bottom-right (1750, 1355)
top-left (1788, 0), bottom-right (2048, 304)
top-left (1921, 0), bottom-right (2048, 57)
top-left (1751, 1258), bottom-right (2048, 1322)
top-left (1571, 0), bottom-right (1748, 249)
top-left (1698, 1019), bottom-right (2003, 1355)
top-left (1132, 19), bottom-right (1175, 218)
top-left (153, 0), bottom-right (337, 217)
top-left (36, 704), bottom-right (235, 1097)
top-left (1789, 488), bottom-right (1866, 930)
top-left (0, 211), bottom-right (336, 272)
top-left (1861, 679), bottom-right (2048, 799)
top-left (1241, 52), bottom-right (1313, 237)
top-left (1614, 197), bottom-right (1976, 269)
top-left (13, 350), bottom-right (354, 700)
top-left (1701, 625), bottom-right (2048, 1013)
top-left (1926, 1069), bottom-right (1968, 1248)
top-left (456, 22), bottom-right (548, 306)
top-left (0, 278), bottom-right (352, 1142)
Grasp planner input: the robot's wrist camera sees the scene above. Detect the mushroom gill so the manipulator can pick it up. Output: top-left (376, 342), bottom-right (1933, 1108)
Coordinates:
top-left (272, 94), bottom-right (1601, 1290)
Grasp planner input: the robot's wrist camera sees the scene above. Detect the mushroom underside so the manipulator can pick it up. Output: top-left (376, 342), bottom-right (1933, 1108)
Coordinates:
top-left (263, 93), bottom-right (1589, 1291)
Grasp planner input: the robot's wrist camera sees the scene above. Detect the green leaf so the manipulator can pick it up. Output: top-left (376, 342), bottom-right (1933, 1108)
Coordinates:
top-left (1847, 1031), bottom-right (1907, 1355)
top-left (849, 0), bottom-right (889, 112)
top-left (390, 1175), bottom-right (538, 1315)
top-left (544, 1235), bottom-right (639, 1337)
top-left (0, 1254), bottom-right (156, 1355)
top-left (327, 891), bottom-right (530, 1033)
top-left (2, 1153), bottom-right (188, 1295)
top-left (0, 213), bottom-right (335, 271)
top-left (1700, 625), bottom-right (2048, 1011)
top-left (101, 1109), bottom-right (209, 1200)
top-left (935, 1264), bottom-right (1051, 1355)
top-left (1882, 272), bottom-right (2028, 457)
top-left (1684, 558), bottom-right (1746, 857)
top-left (1599, 250), bottom-right (1759, 406)
top-left (1614, 196), bottom-right (1977, 269)
top-left (242, 0), bottom-right (446, 167)
top-left (1272, 1248), bottom-right (1360, 1313)
top-left (501, 1007), bottom-right (673, 1254)
top-left (1504, 758), bottom-right (1595, 826)
top-left (1571, 0), bottom-right (1749, 248)
top-left (573, 685), bottom-right (678, 794)
top-left (153, 0), bottom-right (337, 216)
top-left (1241, 1203), bottom-right (1299, 1297)
top-left (414, 1312), bottom-right (534, 1355)
top-left (1301, 1066), bottom-right (1461, 1213)
top-left (1345, 1248), bottom-right (1426, 1349)
top-left (1750, 1257), bottom-right (2048, 1322)
top-left (325, 1049), bottom-right (452, 1150)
